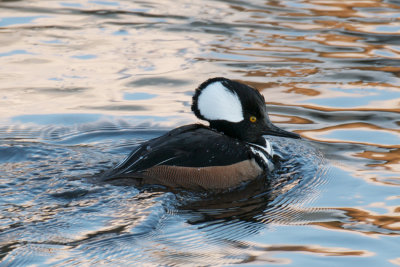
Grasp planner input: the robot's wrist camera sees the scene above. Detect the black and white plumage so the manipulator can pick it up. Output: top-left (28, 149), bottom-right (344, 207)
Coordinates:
top-left (103, 77), bottom-right (300, 190)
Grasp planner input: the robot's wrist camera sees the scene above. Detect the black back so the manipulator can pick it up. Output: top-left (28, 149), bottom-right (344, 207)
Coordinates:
top-left (105, 124), bottom-right (254, 179)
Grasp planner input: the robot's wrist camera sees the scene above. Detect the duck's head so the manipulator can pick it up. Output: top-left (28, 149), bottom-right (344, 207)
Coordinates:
top-left (191, 77), bottom-right (300, 145)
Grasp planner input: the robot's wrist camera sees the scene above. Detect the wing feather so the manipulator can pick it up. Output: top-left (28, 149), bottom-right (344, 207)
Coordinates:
top-left (103, 124), bottom-right (252, 181)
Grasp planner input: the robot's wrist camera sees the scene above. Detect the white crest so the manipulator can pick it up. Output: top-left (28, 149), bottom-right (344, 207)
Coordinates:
top-left (197, 81), bottom-right (244, 122)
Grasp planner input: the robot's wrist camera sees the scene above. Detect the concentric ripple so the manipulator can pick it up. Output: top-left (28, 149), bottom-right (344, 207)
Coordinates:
top-left (1, 0), bottom-right (400, 266)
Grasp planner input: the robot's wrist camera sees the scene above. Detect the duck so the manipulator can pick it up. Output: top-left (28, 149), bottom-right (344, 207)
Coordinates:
top-left (103, 77), bottom-right (300, 191)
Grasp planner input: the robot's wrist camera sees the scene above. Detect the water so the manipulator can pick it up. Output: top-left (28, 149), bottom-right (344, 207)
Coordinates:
top-left (1, 0), bottom-right (399, 266)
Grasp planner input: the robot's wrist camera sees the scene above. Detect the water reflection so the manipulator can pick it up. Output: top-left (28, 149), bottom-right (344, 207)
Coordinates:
top-left (314, 206), bottom-right (400, 236)
top-left (1, 0), bottom-right (400, 265)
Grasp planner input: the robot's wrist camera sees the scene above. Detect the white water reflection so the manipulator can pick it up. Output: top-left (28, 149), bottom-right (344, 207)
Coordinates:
top-left (1, 0), bottom-right (400, 266)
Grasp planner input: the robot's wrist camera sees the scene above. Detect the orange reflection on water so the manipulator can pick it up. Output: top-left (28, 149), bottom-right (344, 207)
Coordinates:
top-left (262, 244), bottom-right (372, 256)
top-left (284, 83), bottom-right (321, 96)
top-left (355, 146), bottom-right (400, 187)
top-left (270, 114), bottom-right (313, 125)
top-left (313, 206), bottom-right (400, 236)
top-left (245, 243), bottom-right (373, 265)
top-left (301, 122), bottom-right (400, 147)
top-left (245, 68), bottom-right (320, 79)
top-left (357, 149), bottom-right (400, 172)
top-left (357, 66), bottom-right (400, 78)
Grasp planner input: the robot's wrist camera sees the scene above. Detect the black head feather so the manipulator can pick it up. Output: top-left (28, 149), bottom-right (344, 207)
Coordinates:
top-left (191, 77), bottom-right (268, 143)
top-left (191, 77), bottom-right (266, 122)
top-left (191, 77), bottom-right (300, 143)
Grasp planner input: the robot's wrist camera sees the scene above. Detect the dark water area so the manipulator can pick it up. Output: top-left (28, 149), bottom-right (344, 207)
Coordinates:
top-left (0, 0), bottom-right (399, 266)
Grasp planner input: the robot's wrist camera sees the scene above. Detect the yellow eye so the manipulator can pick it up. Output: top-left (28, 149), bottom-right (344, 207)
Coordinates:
top-left (249, 116), bottom-right (257, 123)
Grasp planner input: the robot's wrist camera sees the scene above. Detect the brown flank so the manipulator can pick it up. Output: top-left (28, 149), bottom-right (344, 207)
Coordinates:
top-left (140, 159), bottom-right (263, 190)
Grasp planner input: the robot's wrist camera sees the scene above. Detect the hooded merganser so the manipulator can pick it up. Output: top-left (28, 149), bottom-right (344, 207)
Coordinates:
top-left (104, 77), bottom-right (300, 190)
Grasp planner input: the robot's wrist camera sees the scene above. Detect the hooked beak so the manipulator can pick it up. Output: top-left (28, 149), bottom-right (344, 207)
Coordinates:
top-left (263, 118), bottom-right (301, 139)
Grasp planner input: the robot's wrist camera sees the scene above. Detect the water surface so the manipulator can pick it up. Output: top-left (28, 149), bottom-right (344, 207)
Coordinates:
top-left (0, 0), bottom-right (399, 266)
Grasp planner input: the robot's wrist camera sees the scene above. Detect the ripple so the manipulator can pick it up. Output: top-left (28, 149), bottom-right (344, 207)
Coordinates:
top-left (0, 119), bottom-right (329, 266)
top-left (1, 0), bottom-right (400, 265)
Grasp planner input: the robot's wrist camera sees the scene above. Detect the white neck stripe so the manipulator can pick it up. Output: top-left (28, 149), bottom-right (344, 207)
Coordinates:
top-left (249, 140), bottom-right (275, 171)
top-left (249, 140), bottom-right (274, 157)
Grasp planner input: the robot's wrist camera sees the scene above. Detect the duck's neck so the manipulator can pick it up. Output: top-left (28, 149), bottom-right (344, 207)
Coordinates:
top-left (248, 140), bottom-right (274, 171)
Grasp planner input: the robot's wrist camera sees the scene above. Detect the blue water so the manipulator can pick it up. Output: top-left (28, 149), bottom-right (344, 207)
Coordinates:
top-left (0, 0), bottom-right (399, 266)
